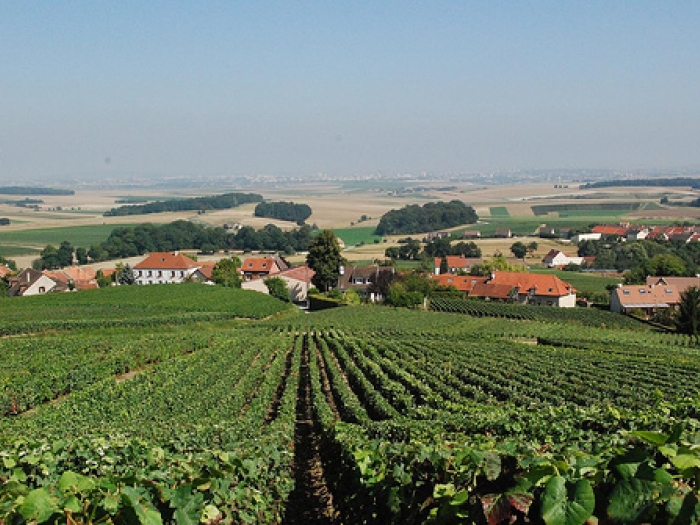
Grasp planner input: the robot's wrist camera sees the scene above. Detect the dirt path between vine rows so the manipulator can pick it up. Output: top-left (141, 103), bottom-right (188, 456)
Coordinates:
top-left (283, 333), bottom-right (339, 525)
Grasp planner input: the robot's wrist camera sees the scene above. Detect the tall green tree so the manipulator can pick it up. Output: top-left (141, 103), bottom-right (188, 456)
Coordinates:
top-left (676, 286), bottom-right (700, 345)
top-left (510, 241), bottom-right (527, 260)
top-left (306, 229), bottom-right (345, 292)
top-left (212, 257), bottom-right (242, 288)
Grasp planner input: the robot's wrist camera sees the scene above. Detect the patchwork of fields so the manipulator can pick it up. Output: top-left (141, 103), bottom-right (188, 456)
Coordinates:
top-left (0, 286), bottom-right (699, 523)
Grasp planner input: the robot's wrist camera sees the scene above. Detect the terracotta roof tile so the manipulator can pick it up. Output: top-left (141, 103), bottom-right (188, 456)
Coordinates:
top-left (134, 252), bottom-right (200, 270)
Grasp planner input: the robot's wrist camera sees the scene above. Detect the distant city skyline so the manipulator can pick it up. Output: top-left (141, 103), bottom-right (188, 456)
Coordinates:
top-left (1, 2), bottom-right (699, 182)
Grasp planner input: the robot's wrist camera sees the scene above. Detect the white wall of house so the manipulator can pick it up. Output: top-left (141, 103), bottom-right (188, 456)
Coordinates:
top-left (22, 275), bottom-right (57, 296)
top-left (134, 268), bottom-right (198, 285)
top-left (571, 233), bottom-right (602, 243)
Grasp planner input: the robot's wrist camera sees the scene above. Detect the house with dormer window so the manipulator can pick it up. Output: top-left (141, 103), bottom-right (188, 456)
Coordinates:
top-left (241, 256), bottom-right (288, 281)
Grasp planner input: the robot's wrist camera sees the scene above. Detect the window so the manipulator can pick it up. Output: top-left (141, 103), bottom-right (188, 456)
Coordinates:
top-left (171, 271), bottom-right (176, 277)
top-left (623, 290), bottom-right (630, 295)
top-left (147, 270), bottom-right (152, 277)
top-left (38, 286), bottom-right (46, 293)
top-left (157, 271), bottom-right (162, 277)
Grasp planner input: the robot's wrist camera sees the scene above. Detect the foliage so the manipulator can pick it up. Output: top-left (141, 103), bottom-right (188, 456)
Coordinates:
top-left (104, 192), bottom-right (263, 216)
top-left (306, 229), bottom-right (345, 292)
top-left (471, 254), bottom-right (523, 276)
top-left (117, 263), bottom-right (136, 285)
top-left (254, 201), bottom-right (312, 224)
top-left (212, 257), bottom-right (242, 288)
top-left (0, 186), bottom-right (74, 195)
top-left (95, 269), bottom-right (112, 288)
top-left (581, 177), bottom-right (700, 190)
top-left (375, 200), bottom-right (478, 236)
top-left (264, 276), bottom-right (290, 302)
top-left (510, 241), bottom-right (527, 259)
top-left (2, 286), bottom-right (700, 523)
top-left (675, 286), bottom-right (700, 344)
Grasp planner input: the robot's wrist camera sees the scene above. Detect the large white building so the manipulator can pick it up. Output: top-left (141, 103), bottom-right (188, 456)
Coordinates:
top-left (133, 252), bottom-right (201, 285)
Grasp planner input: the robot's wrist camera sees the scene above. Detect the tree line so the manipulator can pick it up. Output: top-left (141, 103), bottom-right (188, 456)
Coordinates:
top-left (576, 238), bottom-right (700, 282)
top-left (374, 200), bottom-right (478, 236)
top-left (103, 192), bottom-right (263, 216)
top-left (31, 221), bottom-right (315, 269)
top-left (384, 237), bottom-right (481, 261)
top-left (0, 186), bottom-right (74, 195)
top-left (580, 178), bottom-right (700, 190)
top-left (254, 201), bottom-right (312, 224)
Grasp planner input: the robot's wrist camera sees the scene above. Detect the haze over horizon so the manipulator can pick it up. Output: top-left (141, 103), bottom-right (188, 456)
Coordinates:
top-left (1, 2), bottom-right (699, 183)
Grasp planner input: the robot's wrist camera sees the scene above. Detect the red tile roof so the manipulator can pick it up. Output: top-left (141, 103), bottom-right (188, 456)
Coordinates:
top-left (134, 252), bottom-right (200, 270)
top-left (612, 285), bottom-right (680, 308)
top-left (275, 265), bottom-right (315, 282)
top-left (433, 256), bottom-right (482, 270)
top-left (485, 271), bottom-right (575, 297)
top-left (469, 282), bottom-right (515, 300)
top-left (431, 274), bottom-right (479, 292)
top-left (592, 225), bottom-right (629, 236)
top-left (242, 257), bottom-right (279, 273)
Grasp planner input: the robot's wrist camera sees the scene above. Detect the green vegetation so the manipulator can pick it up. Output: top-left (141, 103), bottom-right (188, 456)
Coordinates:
top-left (331, 226), bottom-right (381, 246)
top-left (489, 206), bottom-right (510, 217)
top-left (104, 192), bottom-right (263, 216)
top-left (0, 186), bottom-right (74, 196)
top-left (0, 224), bottom-right (120, 255)
top-left (254, 201), bottom-right (312, 224)
top-left (0, 286), bottom-right (699, 523)
top-left (375, 200), bottom-right (478, 235)
top-left (306, 229), bottom-right (345, 292)
top-left (531, 202), bottom-right (643, 216)
top-left (581, 177), bottom-right (700, 190)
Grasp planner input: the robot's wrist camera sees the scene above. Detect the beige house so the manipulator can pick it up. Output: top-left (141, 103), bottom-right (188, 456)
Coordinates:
top-left (610, 284), bottom-right (680, 317)
top-left (242, 265), bottom-right (315, 304)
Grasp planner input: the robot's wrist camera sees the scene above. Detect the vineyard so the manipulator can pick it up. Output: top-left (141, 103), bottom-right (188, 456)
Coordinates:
top-left (1, 288), bottom-right (700, 523)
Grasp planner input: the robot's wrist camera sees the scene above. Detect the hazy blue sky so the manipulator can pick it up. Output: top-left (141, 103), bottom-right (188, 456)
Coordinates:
top-left (1, 2), bottom-right (699, 181)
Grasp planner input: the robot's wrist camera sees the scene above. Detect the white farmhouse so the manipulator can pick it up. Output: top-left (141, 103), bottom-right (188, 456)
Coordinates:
top-left (134, 252), bottom-right (201, 285)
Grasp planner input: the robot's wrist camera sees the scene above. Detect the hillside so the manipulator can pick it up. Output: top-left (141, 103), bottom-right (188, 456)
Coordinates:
top-left (0, 291), bottom-right (698, 523)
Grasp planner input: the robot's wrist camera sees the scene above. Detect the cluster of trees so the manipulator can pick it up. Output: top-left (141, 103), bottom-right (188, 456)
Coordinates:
top-left (254, 201), bottom-right (312, 225)
top-left (581, 178), bottom-right (700, 190)
top-left (104, 192), bottom-right (263, 216)
top-left (577, 239), bottom-right (700, 280)
top-left (384, 237), bottom-right (482, 261)
top-left (374, 200), bottom-right (478, 236)
top-left (33, 241), bottom-right (79, 270)
top-left (0, 186), bottom-right (74, 195)
top-left (510, 241), bottom-right (538, 259)
top-left (32, 221), bottom-right (315, 269)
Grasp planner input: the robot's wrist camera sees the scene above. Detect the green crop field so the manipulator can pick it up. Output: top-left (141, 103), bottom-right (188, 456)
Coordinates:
top-left (489, 206), bottom-right (510, 217)
top-left (0, 287), bottom-right (698, 524)
top-left (0, 224), bottom-right (120, 254)
top-left (331, 226), bottom-right (382, 246)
